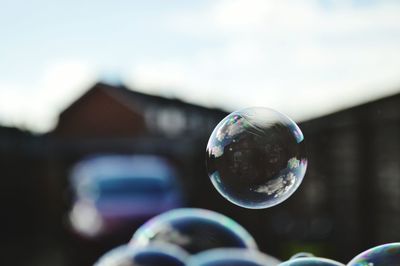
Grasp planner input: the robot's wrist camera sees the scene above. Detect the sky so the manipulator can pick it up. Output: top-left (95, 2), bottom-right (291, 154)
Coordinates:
top-left (1, 0), bottom-right (400, 132)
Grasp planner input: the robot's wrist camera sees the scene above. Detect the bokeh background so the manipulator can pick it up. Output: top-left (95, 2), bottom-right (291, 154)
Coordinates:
top-left (1, 0), bottom-right (400, 265)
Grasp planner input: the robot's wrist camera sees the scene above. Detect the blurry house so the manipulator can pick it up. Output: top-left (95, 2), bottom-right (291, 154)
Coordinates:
top-left (52, 82), bottom-right (224, 140)
top-left (48, 81), bottom-right (227, 204)
top-left (45, 82), bottom-right (228, 265)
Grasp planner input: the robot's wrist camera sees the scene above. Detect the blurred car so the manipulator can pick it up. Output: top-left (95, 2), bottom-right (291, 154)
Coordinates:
top-left (68, 154), bottom-right (184, 238)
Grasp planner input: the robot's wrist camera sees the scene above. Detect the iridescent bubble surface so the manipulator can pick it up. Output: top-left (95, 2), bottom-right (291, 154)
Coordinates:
top-left (188, 248), bottom-right (281, 266)
top-left (129, 208), bottom-right (257, 254)
top-left (290, 252), bottom-right (315, 259)
top-left (279, 257), bottom-right (344, 266)
top-left (94, 243), bottom-right (189, 266)
top-left (347, 242), bottom-right (400, 266)
top-left (206, 107), bottom-right (307, 209)
top-left (94, 245), bottom-right (129, 266)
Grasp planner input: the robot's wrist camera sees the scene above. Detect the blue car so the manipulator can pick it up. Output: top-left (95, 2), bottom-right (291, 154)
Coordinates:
top-left (68, 155), bottom-right (184, 238)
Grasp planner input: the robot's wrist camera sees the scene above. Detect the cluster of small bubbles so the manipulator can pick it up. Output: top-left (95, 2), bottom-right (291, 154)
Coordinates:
top-left (129, 208), bottom-right (257, 254)
top-left (188, 248), bottom-right (282, 266)
top-left (93, 212), bottom-right (400, 266)
top-left (206, 107), bottom-right (307, 209)
top-left (347, 242), bottom-right (400, 266)
top-left (94, 243), bottom-right (189, 266)
top-left (279, 257), bottom-right (345, 266)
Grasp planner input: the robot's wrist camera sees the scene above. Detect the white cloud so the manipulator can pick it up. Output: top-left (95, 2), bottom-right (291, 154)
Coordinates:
top-left (2, 1), bottom-right (400, 132)
top-left (0, 60), bottom-right (97, 132)
top-left (127, 62), bottom-right (188, 95)
top-left (127, 0), bottom-right (400, 121)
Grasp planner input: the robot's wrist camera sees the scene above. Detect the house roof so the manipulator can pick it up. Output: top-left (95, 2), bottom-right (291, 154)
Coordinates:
top-left (52, 82), bottom-right (228, 139)
top-left (59, 82), bottom-right (227, 119)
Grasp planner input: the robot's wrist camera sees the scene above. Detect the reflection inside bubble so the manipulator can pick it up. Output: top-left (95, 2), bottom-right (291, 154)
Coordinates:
top-left (206, 107), bottom-right (307, 209)
top-left (129, 208), bottom-right (257, 254)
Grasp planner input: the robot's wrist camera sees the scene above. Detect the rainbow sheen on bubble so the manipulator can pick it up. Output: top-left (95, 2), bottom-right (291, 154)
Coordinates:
top-left (129, 208), bottom-right (257, 254)
top-left (290, 252), bottom-right (315, 260)
top-left (94, 244), bottom-right (189, 266)
top-left (206, 107), bottom-right (307, 209)
top-left (95, 245), bottom-right (130, 266)
top-left (188, 248), bottom-right (282, 266)
top-left (279, 257), bottom-right (345, 266)
top-left (347, 242), bottom-right (400, 266)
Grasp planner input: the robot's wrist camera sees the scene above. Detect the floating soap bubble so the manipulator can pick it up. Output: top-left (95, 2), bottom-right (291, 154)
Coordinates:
top-left (94, 243), bottom-right (189, 266)
top-left (188, 248), bottom-right (282, 266)
top-left (129, 208), bottom-right (257, 254)
top-left (279, 257), bottom-right (344, 266)
top-left (206, 107), bottom-right (307, 209)
top-left (347, 242), bottom-right (400, 266)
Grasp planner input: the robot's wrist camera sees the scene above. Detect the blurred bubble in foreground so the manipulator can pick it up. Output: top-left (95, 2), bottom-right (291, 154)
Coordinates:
top-left (188, 248), bottom-right (281, 266)
top-left (129, 208), bottom-right (257, 254)
top-left (94, 243), bottom-right (189, 266)
top-left (347, 242), bottom-right (400, 266)
top-left (206, 107), bottom-right (307, 209)
top-left (279, 257), bottom-right (344, 266)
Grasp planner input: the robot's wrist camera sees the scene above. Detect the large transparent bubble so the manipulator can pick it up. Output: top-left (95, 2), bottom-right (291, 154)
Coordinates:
top-left (279, 257), bottom-right (344, 266)
top-left (206, 107), bottom-right (307, 209)
top-left (94, 243), bottom-right (189, 266)
top-left (188, 248), bottom-right (282, 266)
top-left (129, 208), bottom-right (257, 254)
top-left (347, 242), bottom-right (400, 266)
